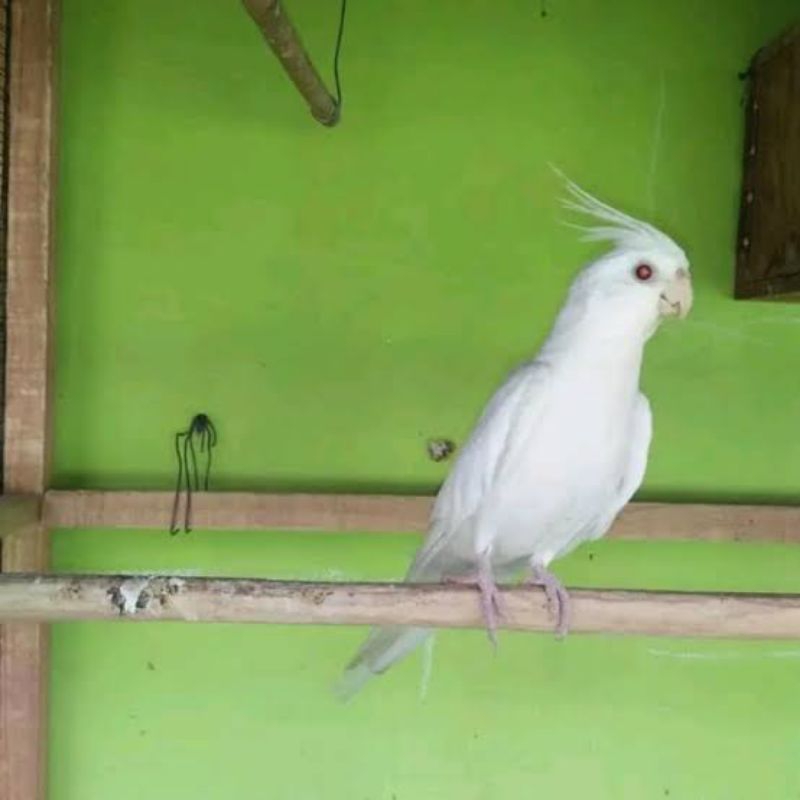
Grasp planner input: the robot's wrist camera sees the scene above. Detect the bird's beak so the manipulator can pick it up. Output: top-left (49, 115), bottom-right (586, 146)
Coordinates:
top-left (658, 268), bottom-right (692, 319)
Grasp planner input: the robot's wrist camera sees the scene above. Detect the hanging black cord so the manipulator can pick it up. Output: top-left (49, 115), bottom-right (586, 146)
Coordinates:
top-left (169, 432), bottom-right (187, 534)
top-left (187, 433), bottom-right (199, 491)
top-left (184, 432), bottom-right (197, 530)
top-left (169, 414), bottom-right (217, 535)
top-left (200, 418), bottom-right (218, 491)
top-left (332, 0), bottom-right (347, 109)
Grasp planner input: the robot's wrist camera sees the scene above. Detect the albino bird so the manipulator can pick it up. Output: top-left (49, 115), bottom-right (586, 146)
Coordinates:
top-left (337, 177), bottom-right (692, 699)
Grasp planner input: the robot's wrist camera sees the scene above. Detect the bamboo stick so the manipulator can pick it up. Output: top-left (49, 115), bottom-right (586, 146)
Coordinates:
top-left (2, 573), bottom-right (800, 638)
top-left (242, 0), bottom-right (339, 126)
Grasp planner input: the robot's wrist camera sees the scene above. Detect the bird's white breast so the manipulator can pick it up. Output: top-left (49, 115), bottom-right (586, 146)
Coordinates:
top-left (477, 366), bottom-right (638, 567)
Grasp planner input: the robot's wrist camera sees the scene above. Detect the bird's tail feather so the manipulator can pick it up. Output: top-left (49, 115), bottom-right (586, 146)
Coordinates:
top-left (334, 625), bottom-right (432, 702)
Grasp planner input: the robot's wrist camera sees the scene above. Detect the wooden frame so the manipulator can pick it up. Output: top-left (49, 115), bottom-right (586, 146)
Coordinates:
top-left (34, 490), bottom-right (800, 542)
top-left (2, 4), bottom-right (800, 799)
top-left (1, 1), bottom-right (58, 799)
top-left (734, 24), bottom-right (800, 299)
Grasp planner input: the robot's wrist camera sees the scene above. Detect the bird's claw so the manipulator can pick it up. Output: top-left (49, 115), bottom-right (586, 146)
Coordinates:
top-left (478, 572), bottom-right (504, 649)
top-left (444, 567), bottom-right (504, 649)
top-left (529, 565), bottom-right (571, 639)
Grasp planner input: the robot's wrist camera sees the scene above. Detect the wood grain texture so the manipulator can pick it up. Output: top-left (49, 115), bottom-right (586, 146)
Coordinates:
top-left (3, 0), bottom-right (57, 492)
top-left (0, 573), bottom-right (798, 638)
top-left (0, 0), bottom-right (8, 484)
top-left (0, 495), bottom-right (41, 540)
top-left (242, 0), bottom-right (339, 126)
top-left (43, 490), bottom-right (800, 543)
top-left (45, 490), bottom-right (433, 533)
top-left (0, 2), bottom-right (58, 799)
top-left (735, 24), bottom-right (800, 299)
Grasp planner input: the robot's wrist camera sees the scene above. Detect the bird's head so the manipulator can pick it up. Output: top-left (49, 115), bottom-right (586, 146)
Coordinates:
top-left (556, 173), bottom-right (692, 334)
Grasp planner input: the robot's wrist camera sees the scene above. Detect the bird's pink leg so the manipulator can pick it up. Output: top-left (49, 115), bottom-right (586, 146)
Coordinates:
top-left (527, 563), bottom-right (571, 639)
top-left (443, 555), bottom-right (503, 647)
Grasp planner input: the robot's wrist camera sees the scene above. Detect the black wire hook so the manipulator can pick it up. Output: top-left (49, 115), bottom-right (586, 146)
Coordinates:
top-left (169, 413), bottom-right (218, 534)
top-left (332, 0), bottom-right (347, 112)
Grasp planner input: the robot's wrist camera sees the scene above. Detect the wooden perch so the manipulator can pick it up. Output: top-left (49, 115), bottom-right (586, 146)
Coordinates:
top-left (2, 573), bottom-right (800, 638)
top-left (42, 490), bottom-right (800, 543)
top-left (242, 0), bottom-right (340, 126)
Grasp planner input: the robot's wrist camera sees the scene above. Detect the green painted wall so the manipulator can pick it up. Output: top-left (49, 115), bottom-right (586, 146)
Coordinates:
top-left (52, 2), bottom-right (799, 798)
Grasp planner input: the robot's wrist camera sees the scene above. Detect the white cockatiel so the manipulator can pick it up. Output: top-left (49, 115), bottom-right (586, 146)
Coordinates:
top-left (337, 177), bottom-right (692, 699)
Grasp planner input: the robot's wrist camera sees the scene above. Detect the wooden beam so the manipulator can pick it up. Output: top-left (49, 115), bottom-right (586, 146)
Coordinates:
top-left (0, 1), bottom-right (58, 799)
top-left (612, 500), bottom-right (800, 543)
top-left (3, 1), bottom-right (57, 494)
top-left (0, 573), bottom-right (798, 639)
top-left (242, 0), bottom-right (340, 126)
top-left (0, 496), bottom-right (40, 540)
top-left (44, 490), bottom-right (432, 533)
top-left (43, 490), bottom-right (800, 543)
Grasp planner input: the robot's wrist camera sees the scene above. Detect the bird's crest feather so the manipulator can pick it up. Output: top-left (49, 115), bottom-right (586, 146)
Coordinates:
top-left (550, 165), bottom-right (685, 259)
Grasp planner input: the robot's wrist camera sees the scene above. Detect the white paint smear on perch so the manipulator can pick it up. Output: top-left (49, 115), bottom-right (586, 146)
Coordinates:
top-left (116, 577), bottom-right (151, 615)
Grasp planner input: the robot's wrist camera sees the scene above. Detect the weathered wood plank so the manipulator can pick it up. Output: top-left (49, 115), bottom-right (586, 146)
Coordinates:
top-left (734, 24), bottom-right (800, 299)
top-left (0, 573), bottom-right (799, 639)
top-left (43, 490), bottom-right (800, 543)
top-left (0, 2), bottom-right (58, 799)
top-left (3, 0), bottom-right (58, 493)
top-left (0, 495), bottom-right (40, 540)
top-left (44, 490), bottom-right (432, 533)
top-left (242, 0), bottom-right (340, 126)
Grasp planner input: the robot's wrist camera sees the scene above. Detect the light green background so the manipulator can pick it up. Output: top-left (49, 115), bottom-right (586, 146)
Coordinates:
top-left (51, 2), bottom-right (800, 798)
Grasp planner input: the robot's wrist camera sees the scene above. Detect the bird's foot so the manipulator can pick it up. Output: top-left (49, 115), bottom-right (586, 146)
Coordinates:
top-left (527, 564), bottom-right (571, 639)
top-left (444, 562), bottom-right (503, 648)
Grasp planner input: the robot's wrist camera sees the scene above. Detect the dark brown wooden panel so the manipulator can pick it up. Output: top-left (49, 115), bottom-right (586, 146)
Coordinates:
top-left (735, 25), bottom-right (800, 299)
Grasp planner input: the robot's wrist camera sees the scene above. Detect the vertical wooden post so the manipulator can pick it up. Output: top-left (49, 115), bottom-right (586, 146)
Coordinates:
top-left (0, 1), bottom-right (58, 798)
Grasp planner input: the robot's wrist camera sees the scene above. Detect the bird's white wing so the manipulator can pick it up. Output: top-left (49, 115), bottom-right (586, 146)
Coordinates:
top-left (615, 392), bottom-right (652, 509)
top-left (335, 362), bottom-right (551, 700)
top-left (408, 361), bottom-right (550, 580)
top-left (564, 391), bottom-right (652, 553)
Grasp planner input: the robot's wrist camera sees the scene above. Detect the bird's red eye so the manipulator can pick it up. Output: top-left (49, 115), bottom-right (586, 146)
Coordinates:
top-left (635, 263), bottom-right (653, 281)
